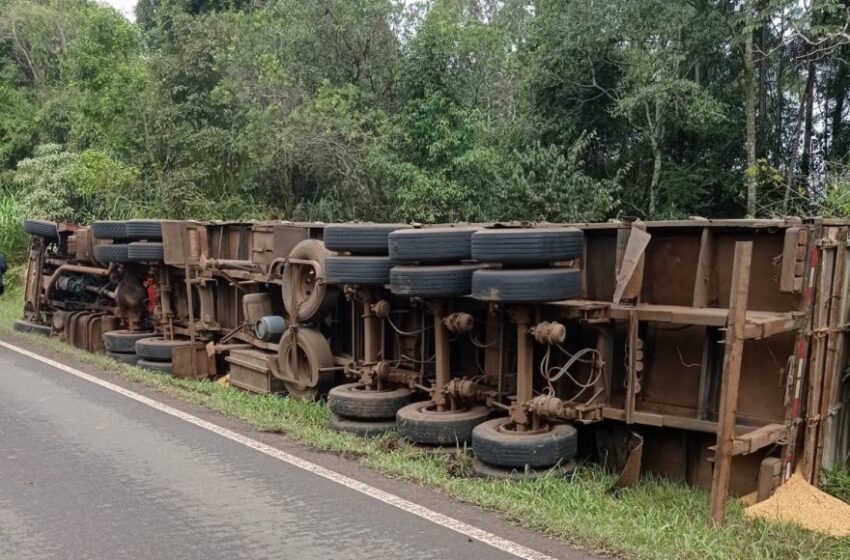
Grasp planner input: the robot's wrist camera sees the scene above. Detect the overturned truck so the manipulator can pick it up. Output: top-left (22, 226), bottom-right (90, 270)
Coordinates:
top-left (17, 216), bottom-right (850, 521)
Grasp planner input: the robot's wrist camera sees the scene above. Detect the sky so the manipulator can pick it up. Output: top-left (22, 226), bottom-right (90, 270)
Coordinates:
top-left (99, 0), bottom-right (136, 20)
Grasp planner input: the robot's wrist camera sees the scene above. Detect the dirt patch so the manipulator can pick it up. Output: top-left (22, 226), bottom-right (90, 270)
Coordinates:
top-left (745, 472), bottom-right (850, 538)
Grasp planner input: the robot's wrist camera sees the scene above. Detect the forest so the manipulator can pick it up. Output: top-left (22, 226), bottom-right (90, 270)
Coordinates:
top-left (1, 0), bottom-right (849, 264)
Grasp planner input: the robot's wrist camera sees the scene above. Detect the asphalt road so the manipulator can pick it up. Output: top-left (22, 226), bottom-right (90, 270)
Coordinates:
top-left (0, 342), bottom-right (590, 560)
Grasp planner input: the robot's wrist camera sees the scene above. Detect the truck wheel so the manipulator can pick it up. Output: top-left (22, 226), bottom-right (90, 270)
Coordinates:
top-left (389, 227), bottom-right (478, 263)
top-left (389, 265), bottom-right (481, 297)
top-left (107, 351), bottom-right (139, 366)
top-left (472, 417), bottom-right (577, 469)
top-left (275, 327), bottom-right (335, 400)
top-left (137, 359), bottom-right (172, 373)
top-left (396, 400), bottom-right (489, 446)
top-left (282, 239), bottom-right (338, 324)
top-left (135, 337), bottom-right (193, 361)
top-left (471, 227), bottom-right (583, 265)
top-left (92, 221), bottom-right (128, 240)
top-left (13, 319), bottom-right (51, 336)
top-left (471, 268), bottom-right (581, 302)
top-left (323, 223), bottom-right (410, 254)
top-left (103, 330), bottom-right (155, 353)
top-left (125, 220), bottom-right (163, 240)
top-left (94, 244), bottom-right (131, 263)
top-left (325, 256), bottom-right (394, 286)
top-left (127, 242), bottom-right (164, 262)
top-left (23, 219), bottom-right (59, 240)
top-left (471, 457), bottom-right (576, 481)
top-left (329, 415), bottom-right (397, 437)
top-left (328, 383), bottom-right (413, 420)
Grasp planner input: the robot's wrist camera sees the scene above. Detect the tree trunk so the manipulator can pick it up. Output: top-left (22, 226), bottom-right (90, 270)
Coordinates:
top-left (829, 51), bottom-right (847, 162)
top-left (758, 21), bottom-right (768, 159)
top-left (800, 62), bottom-right (816, 192)
top-left (775, 11), bottom-right (785, 164)
top-left (650, 139), bottom-right (662, 218)
top-left (783, 72), bottom-right (814, 213)
top-left (745, 31), bottom-right (757, 216)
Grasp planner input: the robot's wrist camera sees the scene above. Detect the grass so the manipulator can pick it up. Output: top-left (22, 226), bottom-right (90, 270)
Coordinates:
top-left (0, 289), bottom-right (848, 559)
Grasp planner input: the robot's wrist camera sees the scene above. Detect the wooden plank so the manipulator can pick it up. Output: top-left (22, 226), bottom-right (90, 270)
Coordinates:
top-left (696, 327), bottom-right (718, 420)
top-left (802, 243), bottom-right (834, 482)
top-left (782, 221), bottom-right (822, 481)
top-left (710, 241), bottom-right (752, 525)
top-left (625, 311), bottom-right (639, 423)
top-left (613, 225), bottom-right (651, 304)
top-left (693, 227), bottom-right (714, 307)
top-left (817, 229), bottom-right (848, 470)
top-left (731, 423), bottom-right (787, 456)
top-left (780, 227), bottom-right (802, 293)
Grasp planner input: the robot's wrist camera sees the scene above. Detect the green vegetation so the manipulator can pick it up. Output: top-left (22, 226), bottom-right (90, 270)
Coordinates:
top-left (1, 0), bottom-right (850, 242)
top-left (0, 290), bottom-right (847, 559)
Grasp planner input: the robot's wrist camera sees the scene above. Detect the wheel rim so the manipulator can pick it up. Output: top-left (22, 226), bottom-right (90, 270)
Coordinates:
top-left (495, 419), bottom-right (552, 436)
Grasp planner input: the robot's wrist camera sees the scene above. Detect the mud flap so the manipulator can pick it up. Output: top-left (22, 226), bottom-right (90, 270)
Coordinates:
top-left (595, 425), bottom-right (644, 489)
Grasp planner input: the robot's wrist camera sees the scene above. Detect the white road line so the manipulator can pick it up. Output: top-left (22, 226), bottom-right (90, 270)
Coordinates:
top-left (0, 339), bottom-right (562, 560)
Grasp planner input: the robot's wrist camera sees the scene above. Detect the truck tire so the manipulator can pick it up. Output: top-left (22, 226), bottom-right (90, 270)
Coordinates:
top-left (389, 227), bottom-right (478, 263)
top-left (396, 400), bottom-right (489, 446)
top-left (472, 417), bottom-right (577, 469)
top-left (323, 223), bottom-right (410, 254)
top-left (135, 337), bottom-right (193, 361)
top-left (471, 457), bottom-right (577, 481)
top-left (282, 239), bottom-right (338, 324)
top-left (328, 383), bottom-right (413, 420)
top-left (127, 242), bottom-right (164, 262)
top-left (23, 219), bottom-right (59, 240)
top-left (94, 244), bottom-right (131, 263)
top-left (471, 227), bottom-right (583, 264)
top-left (325, 256), bottom-right (394, 286)
top-left (103, 330), bottom-right (155, 353)
top-left (107, 351), bottom-right (139, 366)
top-left (390, 265), bottom-right (480, 297)
top-left (125, 220), bottom-right (163, 240)
top-left (329, 415), bottom-right (397, 437)
top-left (137, 359), bottom-right (172, 373)
top-left (92, 221), bottom-right (128, 240)
top-left (471, 268), bottom-right (581, 302)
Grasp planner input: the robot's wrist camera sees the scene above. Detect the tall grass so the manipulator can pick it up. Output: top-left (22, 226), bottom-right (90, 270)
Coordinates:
top-left (0, 186), bottom-right (28, 266)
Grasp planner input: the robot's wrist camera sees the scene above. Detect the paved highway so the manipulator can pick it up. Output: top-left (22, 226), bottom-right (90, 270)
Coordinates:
top-left (0, 341), bottom-right (591, 560)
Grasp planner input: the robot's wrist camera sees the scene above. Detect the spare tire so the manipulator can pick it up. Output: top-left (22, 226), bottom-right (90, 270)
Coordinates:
top-left (275, 327), bottom-right (335, 400)
top-left (471, 268), bottom-right (581, 302)
top-left (23, 219), bottom-right (59, 240)
top-left (325, 256), bottom-right (394, 286)
top-left (103, 330), bottom-right (155, 354)
top-left (92, 221), bottom-right (128, 240)
top-left (135, 337), bottom-right (193, 361)
top-left (324, 223), bottom-right (410, 254)
top-left (472, 417), bottom-right (578, 469)
top-left (125, 220), bottom-right (163, 240)
top-left (389, 227), bottom-right (478, 263)
top-left (127, 242), bottom-right (164, 262)
top-left (94, 244), bottom-right (131, 263)
top-left (390, 264), bottom-right (480, 297)
top-left (471, 227), bottom-right (583, 265)
top-left (282, 239), bottom-right (338, 324)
